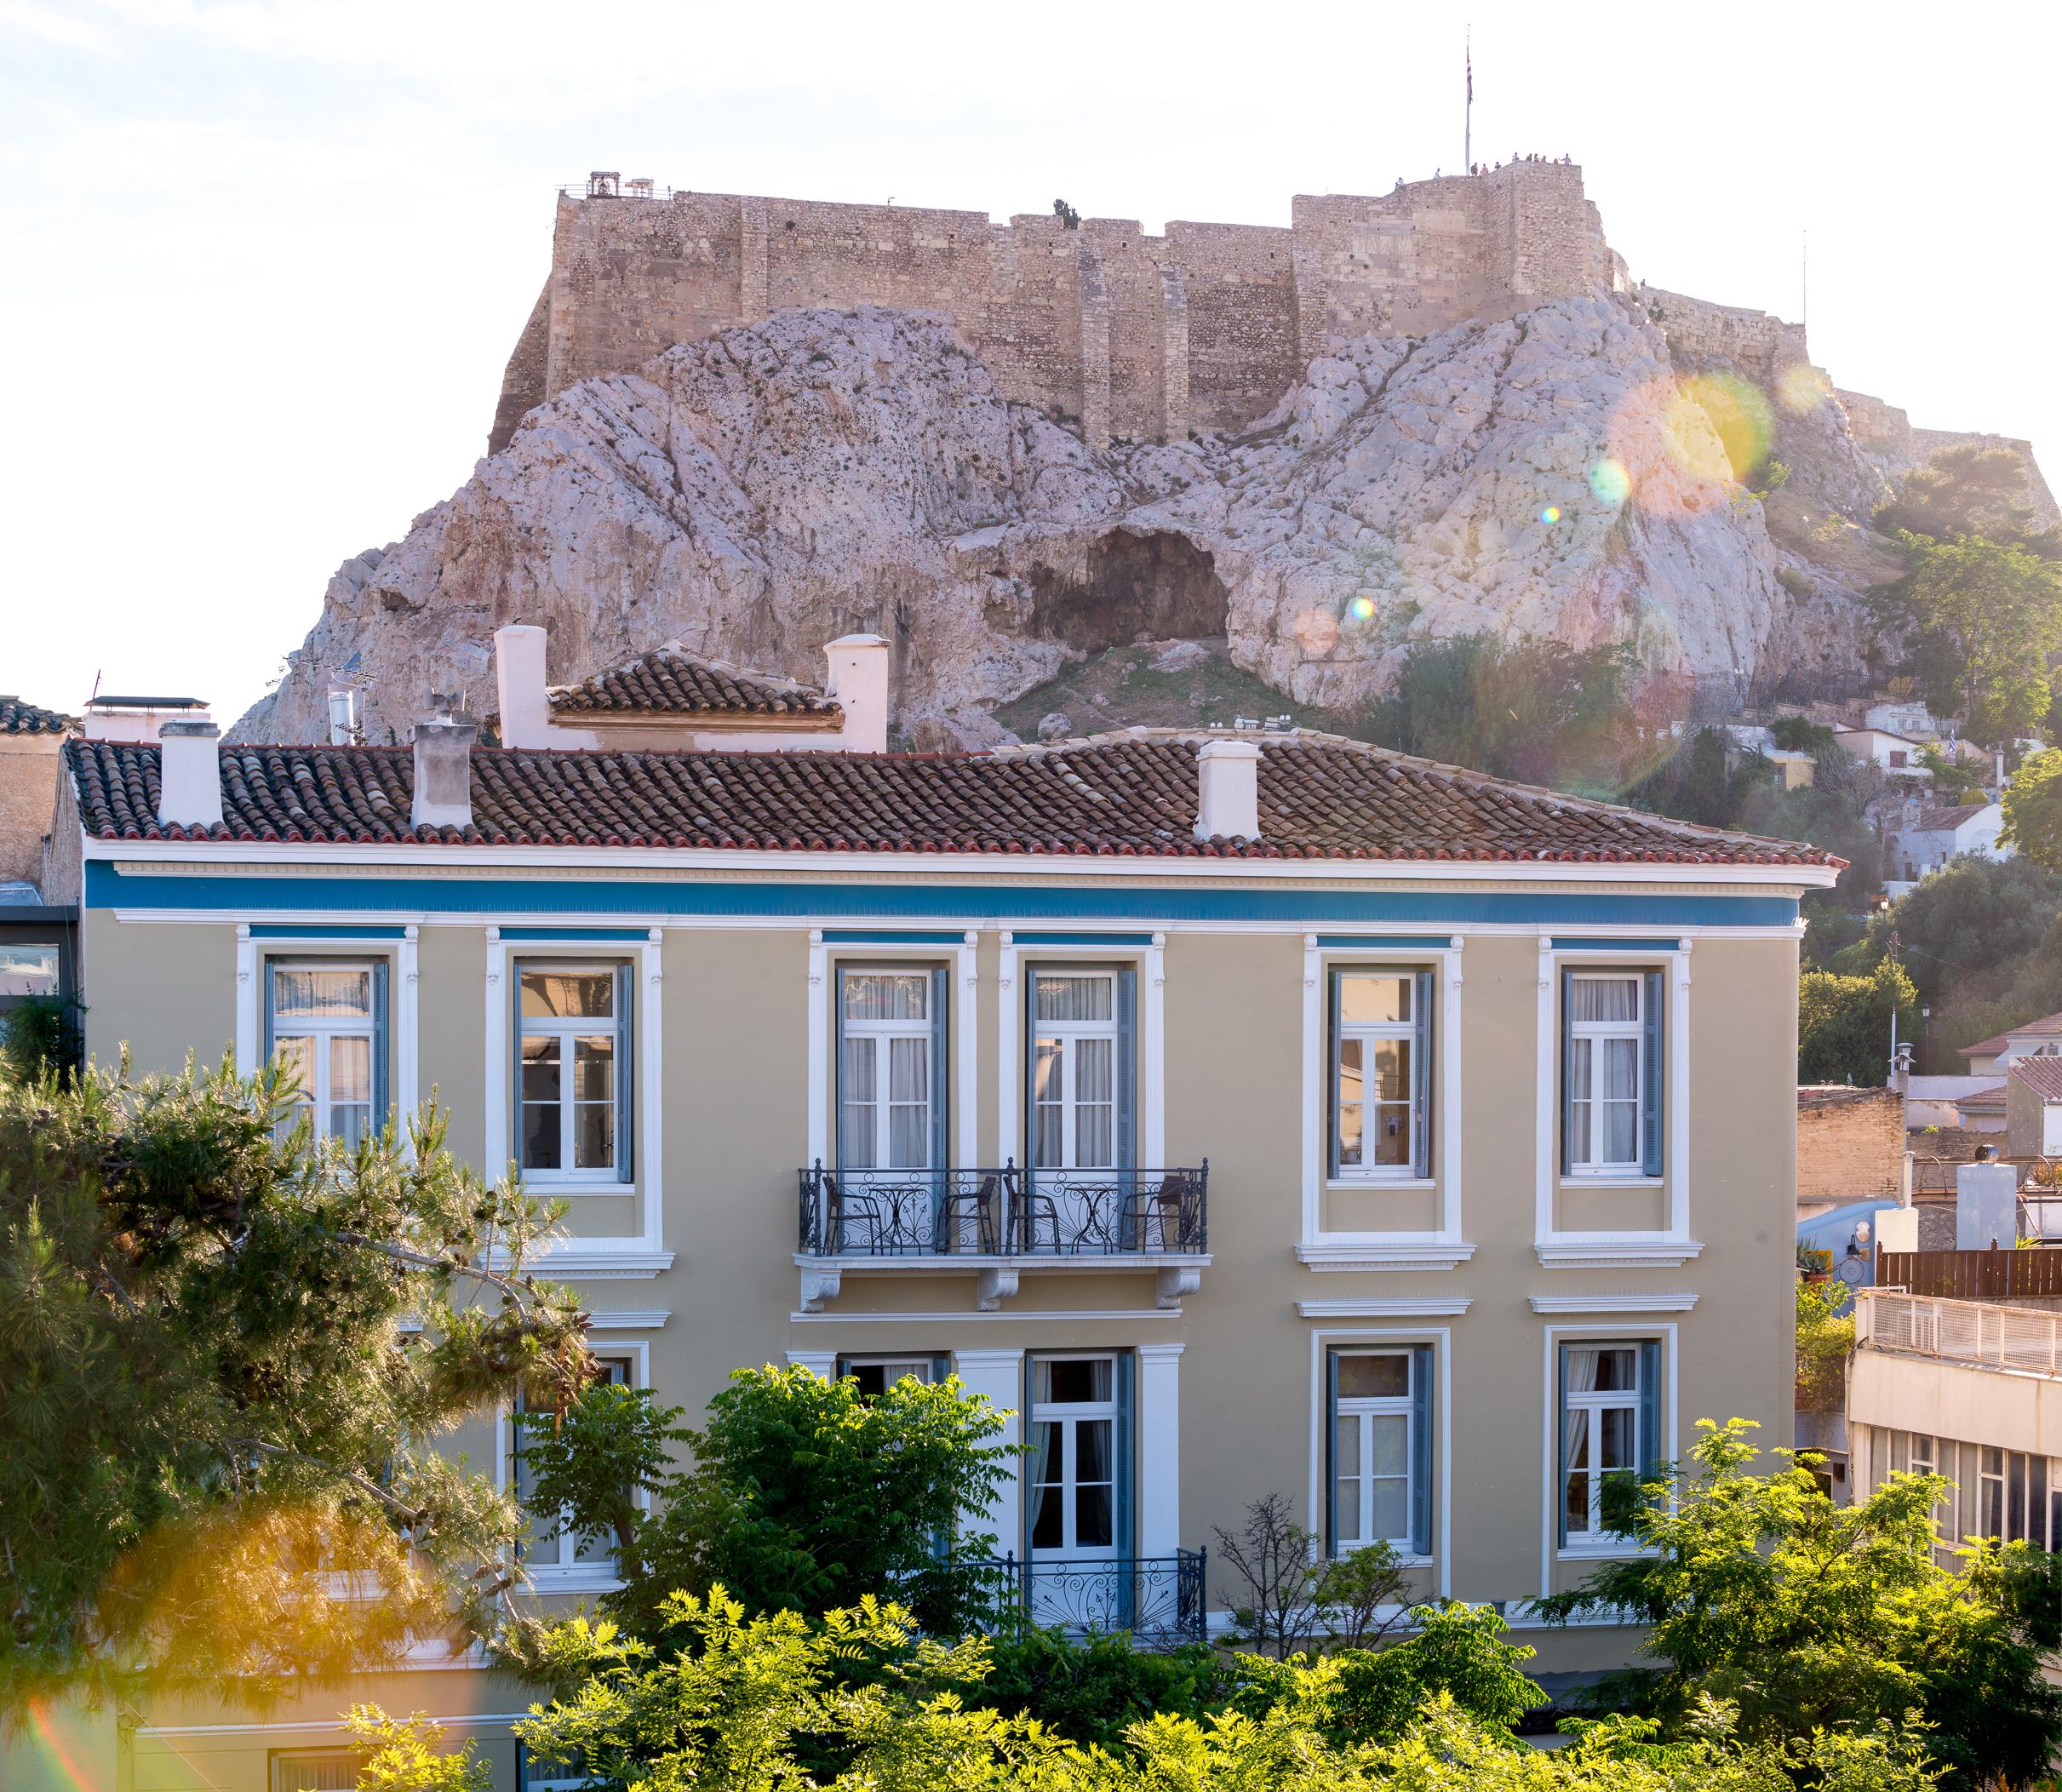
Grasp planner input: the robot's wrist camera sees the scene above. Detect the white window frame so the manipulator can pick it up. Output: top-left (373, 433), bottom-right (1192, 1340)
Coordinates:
top-left (515, 959), bottom-right (627, 1187)
top-left (1026, 1352), bottom-right (1121, 1561)
top-left (1307, 1328), bottom-right (1447, 1590)
top-left (266, 959), bottom-right (380, 1144)
top-left (1329, 1349), bottom-right (1415, 1554)
top-left (839, 969), bottom-right (938, 1171)
top-left (505, 1345), bottom-right (649, 1590)
top-left (1030, 969), bottom-right (1123, 1171)
top-left (1329, 968), bottom-right (1431, 1182)
top-left (270, 1751), bottom-right (365, 1792)
top-left (1560, 1344), bottom-right (1643, 1545)
top-left (1565, 972), bottom-right (1645, 1177)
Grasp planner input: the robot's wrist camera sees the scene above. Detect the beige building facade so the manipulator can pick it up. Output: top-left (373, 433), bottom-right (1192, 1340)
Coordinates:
top-left (45, 713), bottom-right (1825, 1792)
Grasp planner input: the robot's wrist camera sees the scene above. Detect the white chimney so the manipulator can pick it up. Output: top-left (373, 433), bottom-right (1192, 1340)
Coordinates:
top-left (823, 633), bottom-right (891, 754)
top-left (1194, 737), bottom-right (1261, 840)
top-left (411, 702), bottom-right (478, 832)
top-left (326, 686), bottom-right (360, 746)
top-left (157, 719), bottom-right (224, 831)
top-left (494, 624), bottom-right (553, 749)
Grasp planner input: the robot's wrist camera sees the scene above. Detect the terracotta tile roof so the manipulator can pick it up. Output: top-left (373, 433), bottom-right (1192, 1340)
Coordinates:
top-left (1914, 804), bottom-right (1990, 830)
top-left (1962, 1012), bottom-right (2062, 1059)
top-left (1956, 1080), bottom-right (2008, 1111)
top-left (64, 729), bottom-right (1848, 864)
top-left (1, 695), bottom-right (72, 736)
top-left (547, 646), bottom-right (841, 720)
top-left (2013, 1058), bottom-right (2062, 1102)
top-left (1960, 1033), bottom-right (2011, 1059)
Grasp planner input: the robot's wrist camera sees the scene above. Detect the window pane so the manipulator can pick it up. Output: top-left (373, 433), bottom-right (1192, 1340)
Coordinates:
top-left (1369, 1414), bottom-right (1407, 1477)
top-left (1076, 1101), bottom-right (1114, 1167)
top-left (1600, 1406), bottom-right (1636, 1470)
top-left (844, 972), bottom-right (929, 1021)
top-left (1334, 1413), bottom-right (1360, 1476)
top-left (1370, 1039), bottom-right (1411, 1103)
top-left (1075, 1482), bottom-right (1114, 1549)
top-left (520, 970), bottom-right (614, 1018)
top-left (574, 1102), bottom-right (614, 1169)
top-left (0, 943), bottom-right (60, 998)
top-left (888, 1035), bottom-right (929, 1105)
top-left (522, 1104), bottom-right (561, 1170)
top-left (328, 1034), bottom-right (371, 1104)
top-left (1571, 976), bottom-right (1638, 1024)
top-left (1605, 1096), bottom-right (1639, 1165)
top-left (1340, 975), bottom-right (1410, 1025)
top-left (1592, 1348), bottom-right (1638, 1393)
top-left (840, 1038), bottom-right (878, 1168)
top-left (1369, 1475), bottom-right (1408, 1542)
top-left (1030, 1483), bottom-right (1065, 1549)
top-left (1565, 1469), bottom-right (1590, 1534)
top-left (329, 1103), bottom-right (371, 1150)
top-left (1601, 1037), bottom-right (1638, 1101)
top-left (273, 968), bottom-right (374, 1020)
top-left (1035, 975), bottom-right (1113, 1022)
top-left (520, 1035), bottom-right (561, 1101)
top-left (1077, 1417), bottom-right (1111, 1484)
top-left (1036, 1357), bottom-right (1113, 1405)
top-left (1337, 1354), bottom-right (1409, 1399)
top-left (274, 1033), bottom-right (317, 1100)
top-left (1336, 1038), bottom-right (1365, 1166)
top-left (1335, 1475), bottom-right (1360, 1543)
top-left (1074, 1036), bottom-right (1114, 1104)
top-left (572, 1036), bottom-right (615, 1099)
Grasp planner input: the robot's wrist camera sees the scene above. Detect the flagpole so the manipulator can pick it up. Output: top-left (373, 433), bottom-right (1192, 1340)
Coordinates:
top-left (1464, 28), bottom-right (1473, 174)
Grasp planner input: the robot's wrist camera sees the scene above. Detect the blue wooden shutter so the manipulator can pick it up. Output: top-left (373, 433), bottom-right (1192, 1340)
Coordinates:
top-left (1115, 968), bottom-right (1137, 1171)
top-left (930, 966), bottom-right (950, 1169)
top-left (1639, 1339), bottom-right (1663, 1495)
top-left (371, 959), bottom-right (391, 1129)
top-left (1641, 969), bottom-right (1664, 1178)
top-left (509, 964), bottom-right (524, 1173)
top-left (1410, 1344), bottom-right (1433, 1555)
top-left (1412, 968), bottom-right (1434, 1178)
top-left (615, 960), bottom-right (635, 1183)
top-left (261, 958), bottom-right (278, 1068)
top-left (1555, 1343), bottom-right (1570, 1547)
top-left (1114, 1351), bottom-right (1137, 1628)
top-left (1324, 1350), bottom-right (1341, 1554)
top-left (1559, 969), bottom-right (1575, 1177)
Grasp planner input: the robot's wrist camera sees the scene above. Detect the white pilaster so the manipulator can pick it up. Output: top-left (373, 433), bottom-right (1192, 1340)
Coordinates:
top-left (957, 930), bottom-right (979, 1163)
top-left (787, 1350), bottom-right (838, 1379)
top-left (234, 924), bottom-right (257, 1078)
top-left (1533, 936), bottom-right (1555, 1245)
top-left (1441, 936), bottom-right (1463, 1241)
top-left (1144, 931), bottom-right (1166, 1165)
top-left (484, 928), bottom-right (507, 1178)
top-left (806, 930), bottom-right (828, 1171)
top-left (953, 1347), bottom-right (1024, 1551)
top-left (1299, 934), bottom-right (1321, 1245)
top-left (1670, 942), bottom-right (1692, 1240)
top-left (397, 926), bottom-right (420, 1159)
top-left (996, 934), bottom-right (1018, 1165)
top-left (1136, 1342), bottom-right (1184, 1556)
top-left (642, 929), bottom-right (665, 1248)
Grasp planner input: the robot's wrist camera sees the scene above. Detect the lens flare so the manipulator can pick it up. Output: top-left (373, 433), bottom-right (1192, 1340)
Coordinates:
top-left (1665, 372), bottom-right (1774, 484)
top-left (29, 1703), bottom-right (104, 1792)
top-left (1539, 505), bottom-right (1561, 525)
top-left (1588, 459), bottom-right (1631, 505)
top-left (1777, 362), bottom-right (1833, 415)
top-left (1349, 595), bottom-right (1377, 621)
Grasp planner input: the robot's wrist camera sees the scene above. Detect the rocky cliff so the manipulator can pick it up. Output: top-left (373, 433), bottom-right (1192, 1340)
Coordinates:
top-left (243, 297), bottom-right (1923, 747)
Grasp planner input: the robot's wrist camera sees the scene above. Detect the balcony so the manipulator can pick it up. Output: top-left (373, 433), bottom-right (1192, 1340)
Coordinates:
top-left (795, 1162), bottom-right (1210, 1312)
top-left (1859, 1288), bottom-right (2062, 1377)
top-left (967, 1550), bottom-right (1208, 1647)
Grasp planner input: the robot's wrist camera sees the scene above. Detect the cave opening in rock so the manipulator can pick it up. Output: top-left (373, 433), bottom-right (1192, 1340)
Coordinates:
top-left (1028, 531), bottom-right (1230, 654)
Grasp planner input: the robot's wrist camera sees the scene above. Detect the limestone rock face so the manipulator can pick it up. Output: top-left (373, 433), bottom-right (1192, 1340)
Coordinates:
top-left (241, 301), bottom-right (1890, 746)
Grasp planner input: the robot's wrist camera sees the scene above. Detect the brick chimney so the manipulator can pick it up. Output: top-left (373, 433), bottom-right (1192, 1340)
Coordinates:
top-left (1194, 737), bottom-right (1261, 840)
top-left (156, 719), bottom-right (224, 830)
top-left (410, 700), bottom-right (477, 832)
top-left (494, 623), bottom-right (552, 750)
top-left (822, 634), bottom-right (890, 754)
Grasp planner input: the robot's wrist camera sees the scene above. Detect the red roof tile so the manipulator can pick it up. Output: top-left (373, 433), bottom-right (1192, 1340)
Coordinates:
top-left (66, 730), bottom-right (1848, 865)
top-left (1, 695), bottom-right (72, 736)
top-left (547, 647), bottom-right (840, 720)
top-left (2013, 1057), bottom-right (2062, 1102)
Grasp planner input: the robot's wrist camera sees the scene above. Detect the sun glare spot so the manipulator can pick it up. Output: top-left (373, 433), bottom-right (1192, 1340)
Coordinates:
top-left (1349, 595), bottom-right (1377, 621)
top-left (1539, 505), bottom-right (1561, 524)
top-left (1588, 459), bottom-right (1631, 505)
top-left (1777, 362), bottom-right (1833, 415)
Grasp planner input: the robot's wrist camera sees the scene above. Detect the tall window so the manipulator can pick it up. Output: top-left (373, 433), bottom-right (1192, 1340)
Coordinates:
top-left (515, 1357), bottom-right (629, 1572)
top-left (518, 965), bottom-right (631, 1182)
top-left (1562, 970), bottom-right (1663, 1177)
top-left (1559, 1341), bottom-right (1659, 1544)
top-left (1327, 1347), bottom-right (1432, 1555)
top-left (1330, 970), bottom-right (1432, 1178)
top-left (1028, 1354), bottom-right (1129, 1558)
top-left (266, 961), bottom-right (386, 1147)
top-left (1030, 970), bottom-right (1132, 1170)
top-left (839, 970), bottom-right (942, 1171)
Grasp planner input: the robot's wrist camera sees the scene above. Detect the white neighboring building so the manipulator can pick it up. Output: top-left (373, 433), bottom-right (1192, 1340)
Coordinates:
top-left (1959, 1010), bottom-right (2062, 1078)
top-left (1882, 802), bottom-right (2008, 897)
top-left (1834, 726), bottom-right (1931, 781)
top-left (1864, 700), bottom-right (1945, 740)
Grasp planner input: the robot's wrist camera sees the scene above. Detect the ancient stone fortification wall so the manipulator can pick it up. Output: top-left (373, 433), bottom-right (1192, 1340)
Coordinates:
top-left (490, 163), bottom-right (1618, 453)
top-left (1641, 286), bottom-right (1809, 375)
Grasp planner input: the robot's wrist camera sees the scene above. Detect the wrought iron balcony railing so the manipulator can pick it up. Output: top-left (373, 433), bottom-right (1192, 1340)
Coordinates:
top-left (797, 1161), bottom-right (1208, 1258)
top-left (965, 1550), bottom-right (1207, 1647)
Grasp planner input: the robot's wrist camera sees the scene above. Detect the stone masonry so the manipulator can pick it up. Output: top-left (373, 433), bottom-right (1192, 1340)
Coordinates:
top-left (1797, 1085), bottom-right (1906, 1207)
top-left (490, 162), bottom-right (1623, 454)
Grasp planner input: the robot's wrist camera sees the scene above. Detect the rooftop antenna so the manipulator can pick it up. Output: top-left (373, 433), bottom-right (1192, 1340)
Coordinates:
top-left (1464, 27), bottom-right (1474, 174)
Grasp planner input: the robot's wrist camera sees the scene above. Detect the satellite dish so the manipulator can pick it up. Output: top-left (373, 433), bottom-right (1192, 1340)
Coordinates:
top-left (1835, 1256), bottom-right (1867, 1288)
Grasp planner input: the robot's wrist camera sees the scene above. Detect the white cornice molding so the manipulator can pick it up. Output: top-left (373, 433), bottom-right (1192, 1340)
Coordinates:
top-left (1297, 1239), bottom-right (1477, 1273)
top-left (82, 835), bottom-right (1840, 889)
top-left (1533, 1239), bottom-right (1705, 1270)
top-left (1528, 1292), bottom-right (1699, 1314)
top-left (1297, 1296), bottom-right (1474, 1317)
top-left (584, 1308), bottom-right (671, 1329)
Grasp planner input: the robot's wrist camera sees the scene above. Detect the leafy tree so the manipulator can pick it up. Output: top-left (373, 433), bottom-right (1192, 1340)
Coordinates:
top-left (1873, 533), bottom-right (2062, 747)
top-left (963, 1629), bottom-right (1232, 1750)
top-left (1875, 442), bottom-right (2057, 552)
top-left (1732, 781), bottom-right (1883, 908)
top-left (1, 992), bottom-right (84, 1085)
top-left (1211, 1492), bottom-right (1411, 1657)
top-left (1794, 1275), bottom-right (1854, 1412)
top-left (1767, 714), bottom-right (1836, 754)
top-left (513, 1362), bottom-right (1015, 1645)
top-left (2002, 745), bottom-right (2062, 872)
top-left (0, 1058), bottom-right (588, 1708)
top-left (1916, 741), bottom-right (1986, 804)
top-left (355, 1586), bottom-right (1944, 1792)
top-left (1797, 958), bottom-right (1917, 1085)
top-left (1539, 1417), bottom-right (2062, 1789)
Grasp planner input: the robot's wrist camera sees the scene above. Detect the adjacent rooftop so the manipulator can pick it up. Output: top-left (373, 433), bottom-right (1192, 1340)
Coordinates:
top-left (546, 645), bottom-right (844, 721)
top-left (1, 696), bottom-right (73, 736)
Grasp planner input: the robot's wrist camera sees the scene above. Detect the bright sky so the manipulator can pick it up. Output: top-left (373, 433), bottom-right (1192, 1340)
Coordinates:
top-left (3, 0), bottom-right (2055, 724)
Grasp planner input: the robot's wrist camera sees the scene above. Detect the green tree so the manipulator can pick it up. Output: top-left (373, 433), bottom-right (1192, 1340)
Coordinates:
top-left (1793, 1275), bottom-right (1853, 1413)
top-left (0, 1058), bottom-right (588, 1708)
top-left (1767, 714), bottom-right (1837, 754)
top-left (1733, 782), bottom-right (1883, 908)
top-left (1916, 741), bottom-right (1985, 804)
top-left (1797, 958), bottom-right (1917, 1085)
top-left (1538, 1417), bottom-right (2062, 1789)
top-left (514, 1362), bottom-right (1016, 1644)
top-left (1875, 442), bottom-right (2056, 551)
top-left (2002, 746), bottom-right (2062, 872)
top-left (1874, 534), bottom-right (2062, 747)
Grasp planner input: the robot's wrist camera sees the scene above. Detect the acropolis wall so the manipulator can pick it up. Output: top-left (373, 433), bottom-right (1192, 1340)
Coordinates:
top-left (490, 161), bottom-right (1624, 453)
